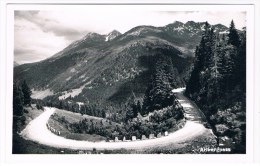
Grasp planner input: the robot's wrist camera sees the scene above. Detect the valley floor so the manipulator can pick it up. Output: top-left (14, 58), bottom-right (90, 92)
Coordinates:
top-left (19, 88), bottom-right (217, 153)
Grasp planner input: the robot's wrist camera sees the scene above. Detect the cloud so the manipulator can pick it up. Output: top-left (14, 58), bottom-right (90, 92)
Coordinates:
top-left (159, 11), bottom-right (199, 14)
top-left (14, 48), bottom-right (36, 56)
top-left (15, 11), bottom-right (84, 41)
top-left (14, 48), bottom-right (46, 64)
top-left (14, 17), bottom-right (69, 63)
top-left (15, 11), bottom-right (39, 18)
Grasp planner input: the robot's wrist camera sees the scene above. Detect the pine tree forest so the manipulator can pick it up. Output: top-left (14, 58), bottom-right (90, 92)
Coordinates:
top-left (185, 20), bottom-right (246, 153)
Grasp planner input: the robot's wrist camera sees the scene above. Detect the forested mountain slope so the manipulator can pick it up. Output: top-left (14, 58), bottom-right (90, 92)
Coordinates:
top-left (14, 21), bottom-right (228, 106)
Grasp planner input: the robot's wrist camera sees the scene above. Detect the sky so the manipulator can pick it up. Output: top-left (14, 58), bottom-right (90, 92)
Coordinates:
top-left (14, 10), bottom-right (246, 64)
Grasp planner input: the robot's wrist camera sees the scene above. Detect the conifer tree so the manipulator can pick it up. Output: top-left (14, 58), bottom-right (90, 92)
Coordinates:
top-left (142, 75), bottom-right (155, 115)
top-left (236, 29), bottom-right (246, 91)
top-left (142, 55), bottom-right (175, 115)
top-left (21, 80), bottom-right (32, 106)
top-left (125, 108), bottom-right (135, 121)
top-left (13, 83), bottom-right (24, 116)
top-left (186, 22), bottom-right (212, 98)
top-left (136, 100), bottom-right (142, 114)
top-left (204, 27), bottom-right (215, 70)
top-left (125, 92), bottom-right (138, 120)
top-left (228, 20), bottom-right (240, 47)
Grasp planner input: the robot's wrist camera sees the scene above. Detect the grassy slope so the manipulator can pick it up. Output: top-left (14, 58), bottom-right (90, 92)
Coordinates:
top-left (47, 108), bottom-right (121, 141)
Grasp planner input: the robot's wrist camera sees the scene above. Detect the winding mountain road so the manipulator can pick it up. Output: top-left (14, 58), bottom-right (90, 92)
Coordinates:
top-left (20, 88), bottom-right (216, 151)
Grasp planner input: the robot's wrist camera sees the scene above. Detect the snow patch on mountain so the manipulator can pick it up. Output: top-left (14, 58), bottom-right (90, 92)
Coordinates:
top-left (66, 76), bottom-right (72, 81)
top-left (219, 30), bottom-right (229, 34)
top-left (70, 68), bottom-right (76, 73)
top-left (173, 26), bottom-right (184, 32)
top-left (79, 74), bottom-right (86, 79)
top-left (105, 30), bottom-right (121, 41)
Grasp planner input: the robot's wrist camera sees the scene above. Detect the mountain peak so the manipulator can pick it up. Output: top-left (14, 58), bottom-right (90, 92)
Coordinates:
top-left (82, 32), bottom-right (102, 40)
top-left (173, 21), bottom-right (184, 25)
top-left (164, 21), bottom-right (184, 30)
top-left (105, 30), bottom-right (121, 41)
top-left (185, 21), bottom-right (196, 26)
top-left (109, 30), bottom-right (121, 34)
top-left (213, 24), bottom-right (228, 30)
top-left (122, 25), bottom-right (162, 38)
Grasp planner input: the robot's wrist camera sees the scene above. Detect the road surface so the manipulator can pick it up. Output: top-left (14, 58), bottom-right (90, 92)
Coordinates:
top-left (20, 88), bottom-right (215, 150)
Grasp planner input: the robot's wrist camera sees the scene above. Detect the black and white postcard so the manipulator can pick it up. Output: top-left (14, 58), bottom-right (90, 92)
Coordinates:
top-left (0, 1), bottom-right (259, 166)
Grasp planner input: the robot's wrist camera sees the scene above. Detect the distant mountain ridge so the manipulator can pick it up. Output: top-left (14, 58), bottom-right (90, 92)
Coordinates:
top-left (14, 21), bottom-right (229, 105)
top-left (50, 21), bottom-right (229, 60)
